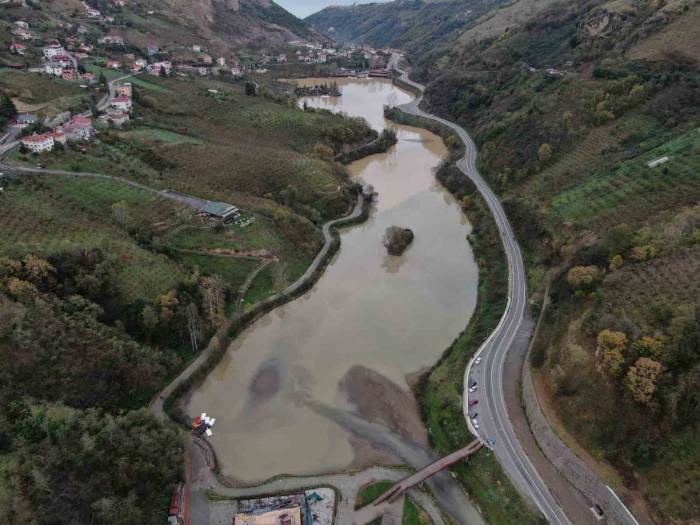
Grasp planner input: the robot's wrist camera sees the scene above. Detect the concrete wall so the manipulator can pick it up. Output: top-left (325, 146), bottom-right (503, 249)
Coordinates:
top-left (521, 362), bottom-right (641, 525)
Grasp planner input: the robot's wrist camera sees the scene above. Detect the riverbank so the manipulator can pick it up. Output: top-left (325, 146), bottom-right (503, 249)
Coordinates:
top-left (158, 190), bottom-right (372, 433)
top-left (385, 107), bottom-right (547, 525)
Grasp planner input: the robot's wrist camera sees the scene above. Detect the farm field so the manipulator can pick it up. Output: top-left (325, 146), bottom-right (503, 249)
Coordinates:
top-left (547, 127), bottom-right (700, 231)
top-left (0, 68), bottom-right (87, 114)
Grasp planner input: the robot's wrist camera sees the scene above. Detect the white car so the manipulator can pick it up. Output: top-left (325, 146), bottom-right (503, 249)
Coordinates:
top-left (475, 356), bottom-right (482, 365)
top-left (472, 419), bottom-right (479, 430)
top-left (468, 386), bottom-right (477, 393)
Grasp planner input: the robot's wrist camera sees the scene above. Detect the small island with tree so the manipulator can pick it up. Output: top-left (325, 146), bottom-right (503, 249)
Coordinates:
top-left (383, 226), bottom-right (414, 255)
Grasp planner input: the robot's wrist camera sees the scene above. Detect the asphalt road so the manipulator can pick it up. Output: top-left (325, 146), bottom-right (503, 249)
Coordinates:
top-left (392, 55), bottom-right (573, 525)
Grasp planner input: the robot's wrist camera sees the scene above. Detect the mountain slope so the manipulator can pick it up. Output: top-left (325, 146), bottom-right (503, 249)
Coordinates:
top-left (6, 0), bottom-right (322, 57)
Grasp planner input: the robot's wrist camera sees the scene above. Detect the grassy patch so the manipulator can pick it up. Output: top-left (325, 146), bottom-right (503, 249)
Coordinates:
top-left (176, 253), bottom-right (260, 290)
top-left (643, 430), bottom-right (700, 522)
top-left (403, 497), bottom-right (431, 525)
top-left (122, 127), bottom-right (203, 144)
top-left (355, 481), bottom-right (394, 509)
top-left (0, 69), bottom-right (86, 114)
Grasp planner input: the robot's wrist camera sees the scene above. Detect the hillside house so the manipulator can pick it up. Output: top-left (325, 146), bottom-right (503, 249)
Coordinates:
top-left (20, 133), bottom-right (55, 152)
top-left (62, 68), bottom-right (78, 81)
top-left (230, 66), bottom-right (242, 78)
top-left (9, 43), bottom-right (26, 55)
top-left (44, 62), bottom-right (64, 76)
top-left (99, 108), bottom-right (129, 127)
top-left (216, 56), bottom-right (226, 66)
top-left (99, 34), bottom-right (124, 45)
top-left (106, 60), bottom-right (121, 69)
top-left (147, 43), bottom-right (160, 56)
top-left (14, 20), bottom-right (29, 30)
top-left (60, 116), bottom-right (93, 141)
top-left (192, 44), bottom-right (202, 53)
top-left (147, 61), bottom-right (172, 75)
top-left (43, 42), bottom-right (65, 59)
top-left (16, 113), bottom-right (38, 125)
top-left (131, 58), bottom-right (147, 72)
top-left (115, 82), bottom-right (132, 97)
top-left (110, 95), bottom-right (132, 111)
top-left (200, 54), bottom-right (213, 64)
top-left (11, 27), bottom-right (31, 40)
top-left (51, 55), bottom-right (72, 68)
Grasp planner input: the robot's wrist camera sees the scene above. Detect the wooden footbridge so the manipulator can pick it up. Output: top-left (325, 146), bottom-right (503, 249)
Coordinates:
top-left (374, 439), bottom-right (483, 505)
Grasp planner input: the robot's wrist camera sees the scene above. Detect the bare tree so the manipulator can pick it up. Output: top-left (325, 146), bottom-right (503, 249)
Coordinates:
top-left (111, 200), bottom-right (129, 226)
top-left (201, 276), bottom-right (225, 325)
top-left (185, 302), bottom-right (201, 353)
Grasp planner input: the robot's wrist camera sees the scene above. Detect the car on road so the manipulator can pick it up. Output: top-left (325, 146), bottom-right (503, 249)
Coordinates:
top-left (468, 385), bottom-right (477, 393)
top-left (469, 399), bottom-right (479, 406)
top-left (472, 418), bottom-right (479, 430)
top-left (470, 412), bottom-right (478, 419)
top-left (475, 356), bottom-right (482, 365)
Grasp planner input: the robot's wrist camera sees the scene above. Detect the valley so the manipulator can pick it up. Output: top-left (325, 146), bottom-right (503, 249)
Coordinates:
top-left (1, 0), bottom-right (699, 524)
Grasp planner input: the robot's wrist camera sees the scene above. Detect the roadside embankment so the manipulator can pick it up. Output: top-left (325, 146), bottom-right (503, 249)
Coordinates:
top-left (384, 108), bottom-right (545, 525)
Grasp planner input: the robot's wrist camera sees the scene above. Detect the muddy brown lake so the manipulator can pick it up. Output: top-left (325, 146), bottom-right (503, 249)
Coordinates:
top-left (185, 78), bottom-right (479, 484)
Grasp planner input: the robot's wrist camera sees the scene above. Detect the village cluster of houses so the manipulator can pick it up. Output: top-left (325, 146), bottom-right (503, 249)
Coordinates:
top-left (18, 80), bottom-right (132, 154)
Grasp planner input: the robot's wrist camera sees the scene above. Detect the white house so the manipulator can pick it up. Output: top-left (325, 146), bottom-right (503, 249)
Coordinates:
top-left (110, 95), bottom-right (132, 111)
top-left (20, 133), bottom-right (55, 153)
top-left (146, 61), bottom-right (172, 75)
top-left (44, 62), bottom-right (64, 76)
top-left (43, 42), bottom-right (65, 59)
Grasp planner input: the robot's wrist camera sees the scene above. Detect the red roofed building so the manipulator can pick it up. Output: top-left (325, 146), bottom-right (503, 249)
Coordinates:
top-left (60, 116), bottom-right (93, 141)
top-left (9, 42), bottom-right (26, 55)
top-left (110, 95), bottom-right (132, 111)
top-left (20, 133), bottom-right (55, 153)
top-left (62, 68), bottom-right (78, 81)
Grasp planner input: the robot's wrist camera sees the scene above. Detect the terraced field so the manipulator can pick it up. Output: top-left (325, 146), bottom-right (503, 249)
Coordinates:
top-left (547, 127), bottom-right (700, 231)
top-left (0, 176), bottom-right (187, 302)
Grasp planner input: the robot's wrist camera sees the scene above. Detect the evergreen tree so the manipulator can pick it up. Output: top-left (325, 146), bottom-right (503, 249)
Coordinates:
top-left (0, 91), bottom-right (18, 126)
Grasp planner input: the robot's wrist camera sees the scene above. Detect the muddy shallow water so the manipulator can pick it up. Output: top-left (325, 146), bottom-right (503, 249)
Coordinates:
top-left (185, 78), bottom-right (479, 484)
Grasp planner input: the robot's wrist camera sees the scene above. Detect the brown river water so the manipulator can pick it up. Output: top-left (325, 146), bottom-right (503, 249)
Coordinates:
top-left (185, 78), bottom-right (479, 484)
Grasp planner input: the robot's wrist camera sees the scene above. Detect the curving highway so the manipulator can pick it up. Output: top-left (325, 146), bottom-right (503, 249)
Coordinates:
top-left (392, 55), bottom-right (573, 525)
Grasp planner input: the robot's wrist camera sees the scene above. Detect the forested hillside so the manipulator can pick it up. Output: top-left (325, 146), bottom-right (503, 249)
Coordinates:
top-left (311, 0), bottom-right (700, 522)
top-left (0, 66), bottom-right (376, 523)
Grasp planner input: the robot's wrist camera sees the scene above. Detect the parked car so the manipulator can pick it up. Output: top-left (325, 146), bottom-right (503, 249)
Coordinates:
top-left (469, 399), bottom-right (479, 406)
top-left (468, 385), bottom-right (477, 393)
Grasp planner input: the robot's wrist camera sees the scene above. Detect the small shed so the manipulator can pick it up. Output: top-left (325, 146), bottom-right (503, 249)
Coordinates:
top-left (200, 201), bottom-right (239, 221)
